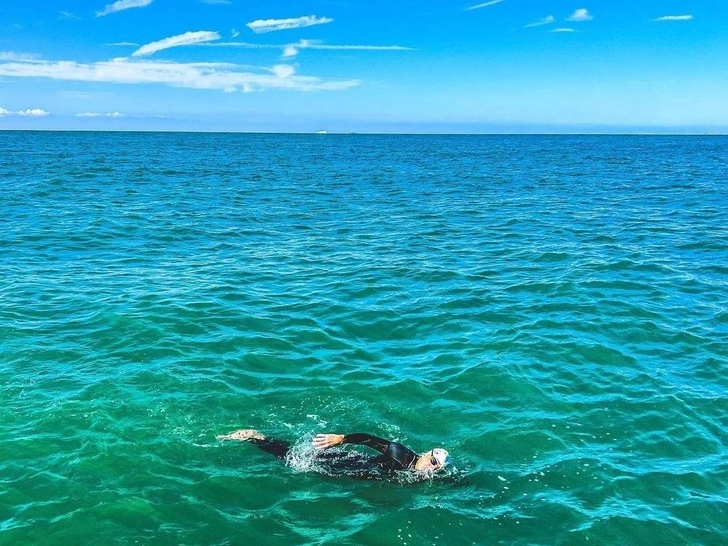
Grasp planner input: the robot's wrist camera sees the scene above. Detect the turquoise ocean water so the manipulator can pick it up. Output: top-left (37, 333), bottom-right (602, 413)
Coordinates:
top-left (1, 132), bottom-right (726, 545)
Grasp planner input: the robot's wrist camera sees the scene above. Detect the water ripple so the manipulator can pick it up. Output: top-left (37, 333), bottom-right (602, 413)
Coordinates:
top-left (1, 133), bottom-right (727, 545)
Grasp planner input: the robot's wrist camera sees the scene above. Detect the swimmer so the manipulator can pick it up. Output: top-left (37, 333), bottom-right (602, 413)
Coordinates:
top-left (217, 429), bottom-right (450, 478)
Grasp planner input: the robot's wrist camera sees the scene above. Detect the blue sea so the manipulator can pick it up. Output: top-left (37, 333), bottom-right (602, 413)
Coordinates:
top-left (1, 132), bottom-right (726, 545)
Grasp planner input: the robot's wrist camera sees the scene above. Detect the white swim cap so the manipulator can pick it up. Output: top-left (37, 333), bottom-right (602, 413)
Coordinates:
top-left (432, 448), bottom-right (450, 467)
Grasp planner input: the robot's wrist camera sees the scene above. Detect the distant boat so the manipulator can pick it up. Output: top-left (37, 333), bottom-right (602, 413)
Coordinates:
top-left (316, 130), bottom-right (328, 135)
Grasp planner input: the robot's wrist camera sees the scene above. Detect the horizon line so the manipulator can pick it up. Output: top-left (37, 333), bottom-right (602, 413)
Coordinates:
top-left (1, 129), bottom-right (725, 136)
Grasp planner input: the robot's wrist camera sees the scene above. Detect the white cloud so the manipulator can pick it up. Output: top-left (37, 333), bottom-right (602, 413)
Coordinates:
top-left (60, 11), bottom-right (81, 20)
top-left (271, 64), bottom-right (295, 78)
top-left (525, 15), bottom-right (555, 28)
top-left (290, 40), bottom-right (414, 53)
top-left (61, 91), bottom-right (103, 100)
top-left (247, 15), bottom-right (333, 34)
top-left (96, 0), bottom-right (154, 17)
top-left (76, 112), bottom-right (124, 117)
top-left (18, 108), bottom-right (50, 116)
top-left (465, 0), bottom-right (503, 10)
top-left (0, 57), bottom-right (359, 93)
top-left (133, 31), bottom-right (220, 57)
top-left (550, 28), bottom-right (575, 33)
top-left (0, 51), bottom-right (38, 61)
top-left (282, 46), bottom-right (299, 58)
top-left (653, 15), bottom-right (693, 22)
top-left (206, 39), bottom-right (414, 60)
top-left (0, 107), bottom-right (50, 118)
top-left (567, 8), bottom-right (593, 22)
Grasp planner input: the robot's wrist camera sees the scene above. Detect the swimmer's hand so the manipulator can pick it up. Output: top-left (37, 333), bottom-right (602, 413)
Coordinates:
top-left (313, 434), bottom-right (345, 450)
top-left (216, 429), bottom-right (266, 442)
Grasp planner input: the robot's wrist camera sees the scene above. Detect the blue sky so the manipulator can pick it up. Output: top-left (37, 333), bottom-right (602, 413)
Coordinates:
top-left (1, 0), bottom-right (726, 132)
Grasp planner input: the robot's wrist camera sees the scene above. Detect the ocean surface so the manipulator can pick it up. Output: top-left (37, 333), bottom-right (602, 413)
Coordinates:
top-left (1, 132), bottom-right (726, 545)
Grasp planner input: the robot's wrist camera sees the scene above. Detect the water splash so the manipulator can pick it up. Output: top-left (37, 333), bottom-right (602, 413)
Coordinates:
top-left (284, 435), bottom-right (321, 473)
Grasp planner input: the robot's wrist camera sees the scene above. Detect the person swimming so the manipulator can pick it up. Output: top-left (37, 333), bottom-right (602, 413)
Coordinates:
top-left (217, 429), bottom-right (450, 479)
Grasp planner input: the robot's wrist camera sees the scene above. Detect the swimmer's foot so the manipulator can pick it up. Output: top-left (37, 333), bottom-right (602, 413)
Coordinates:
top-left (216, 429), bottom-right (266, 442)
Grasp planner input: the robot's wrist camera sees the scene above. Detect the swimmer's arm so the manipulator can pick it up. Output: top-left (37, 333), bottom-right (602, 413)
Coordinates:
top-left (313, 433), bottom-right (391, 455)
top-left (312, 434), bottom-right (345, 450)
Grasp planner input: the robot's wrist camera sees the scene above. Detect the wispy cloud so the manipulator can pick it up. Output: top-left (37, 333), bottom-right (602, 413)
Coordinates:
top-left (18, 108), bottom-right (51, 116)
top-left (247, 15), bottom-right (334, 34)
top-left (61, 91), bottom-right (105, 100)
top-left (525, 15), bottom-right (555, 28)
top-left (132, 31), bottom-right (221, 57)
top-left (0, 51), bottom-right (38, 61)
top-left (0, 57), bottom-right (359, 93)
top-left (205, 39), bottom-right (414, 59)
top-left (231, 29), bottom-right (240, 38)
top-left (0, 51), bottom-right (40, 61)
top-left (550, 28), bottom-right (575, 33)
top-left (465, 0), bottom-right (504, 11)
top-left (653, 15), bottom-right (693, 22)
top-left (567, 8), bottom-right (593, 22)
top-left (96, 0), bottom-right (154, 18)
top-left (107, 42), bottom-right (139, 46)
top-left (76, 112), bottom-right (124, 117)
top-left (60, 11), bottom-right (81, 20)
top-left (0, 107), bottom-right (11, 117)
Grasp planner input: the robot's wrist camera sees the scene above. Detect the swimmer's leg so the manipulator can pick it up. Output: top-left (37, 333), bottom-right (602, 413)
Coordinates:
top-left (249, 438), bottom-right (291, 459)
top-left (217, 429), bottom-right (291, 460)
top-left (217, 429), bottom-right (266, 442)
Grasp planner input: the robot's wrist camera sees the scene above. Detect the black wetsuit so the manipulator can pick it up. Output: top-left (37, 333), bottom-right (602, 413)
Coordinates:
top-left (250, 433), bottom-right (419, 478)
